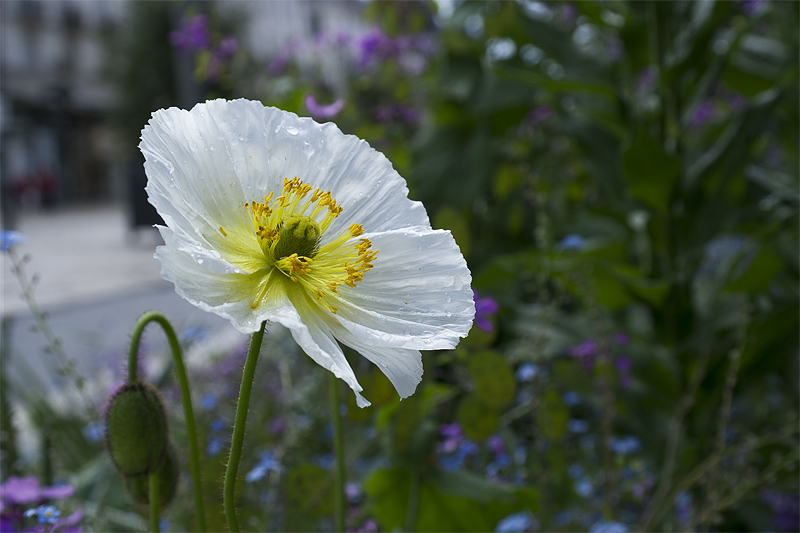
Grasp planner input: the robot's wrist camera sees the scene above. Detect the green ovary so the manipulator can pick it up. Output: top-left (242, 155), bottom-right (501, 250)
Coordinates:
top-left (270, 215), bottom-right (321, 261)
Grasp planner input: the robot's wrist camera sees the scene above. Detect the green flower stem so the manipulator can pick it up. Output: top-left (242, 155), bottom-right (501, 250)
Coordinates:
top-left (329, 372), bottom-right (346, 533)
top-left (127, 312), bottom-right (207, 532)
top-left (149, 472), bottom-right (160, 532)
top-left (224, 321), bottom-right (266, 533)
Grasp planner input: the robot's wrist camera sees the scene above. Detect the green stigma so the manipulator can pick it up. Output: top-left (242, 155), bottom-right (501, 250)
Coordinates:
top-left (271, 215), bottom-right (321, 260)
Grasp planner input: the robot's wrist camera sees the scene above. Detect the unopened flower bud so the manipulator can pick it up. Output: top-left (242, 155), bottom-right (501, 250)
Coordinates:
top-left (104, 382), bottom-right (169, 476)
top-left (125, 441), bottom-right (179, 511)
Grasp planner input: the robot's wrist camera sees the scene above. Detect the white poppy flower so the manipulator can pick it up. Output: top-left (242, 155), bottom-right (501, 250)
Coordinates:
top-left (141, 99), bottom-right (474, 407)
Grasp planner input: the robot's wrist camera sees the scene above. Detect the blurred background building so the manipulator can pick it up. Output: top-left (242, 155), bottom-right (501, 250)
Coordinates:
top-left (0, 0), bottom-right (369, 230)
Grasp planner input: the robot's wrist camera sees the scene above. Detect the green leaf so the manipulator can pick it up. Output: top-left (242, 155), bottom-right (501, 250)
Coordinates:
top-left (428, 470), bottom-right (518, 504)
top-left (536, 389), bottom-right (568, 441)
top-left (622, 130), bottom-right (680, 212)
top-left (457, 394), bottom-right (499, 440)
top-left (285, 464), bottom-right (334, 517)
top-left (434, 207), bottom-right (472, 258)
top-left (468, 351), bottom-right (517, 409)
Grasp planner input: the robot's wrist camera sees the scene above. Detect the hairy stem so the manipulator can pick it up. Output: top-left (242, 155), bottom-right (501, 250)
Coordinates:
top-left (224, 321), bottom-right (266, 533)
top-left (329, 372), bottom-right (346, 533)
top-left (149, 472), bottom-right (160, 532)
top-left (127, 311), bottom-right (207, 532)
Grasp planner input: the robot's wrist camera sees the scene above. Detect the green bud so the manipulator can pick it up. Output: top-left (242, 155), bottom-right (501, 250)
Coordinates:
top-left (104, 382), bottom-right (169, 476)
top-left (125, 441), bottom-right (179, 511)
top-left (272, 215), bottom-right (321, 259)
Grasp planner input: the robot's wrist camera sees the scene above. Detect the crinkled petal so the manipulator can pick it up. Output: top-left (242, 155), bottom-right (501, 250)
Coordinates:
top-left (332, 227), bottom-right (474, 350)
top-left (157, 227), bottom-right (283, 334)
top-left (327, 320), bottom-right (422, 399)
top-left (280, 291), bottom-right (370, 407)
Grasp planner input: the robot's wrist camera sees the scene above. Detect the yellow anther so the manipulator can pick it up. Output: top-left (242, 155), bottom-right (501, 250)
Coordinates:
top-left (316, 289), bottom-right (325, 299)
top-left (219, 227), bottom-right (228, 237)
top-left (349, 223), bottom-right (364, 237)
top-left (356, 238), bottom-right (371, 253)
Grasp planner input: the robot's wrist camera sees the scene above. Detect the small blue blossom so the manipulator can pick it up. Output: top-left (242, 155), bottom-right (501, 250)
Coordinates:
top-left (313, 454), bottom-right (335, 470)
top-left (611, 436), bottom-right (641, 455)
top-left (83, 420), bottom-right (104, 442)
top-left (0, 230), bottom-right (26, 252)
top-left (589, 520), bottom-right (629, 533)
top-left (206, 438), bottom-right (223, 457)
top-left (515, 363), bottom-right (538, 382)
top-left (210, 418), bottom-right (227, 432)
top-left (568, 419), bottom-right (589, 433)
top-left (495, 510), bottom-right (538, 532)
top-left (200, 393), bottom-right (218, 411)
top-left (245, 451), bottom-right (282, 483)
top-left (575, 478), bottom-right (593, 497)
top-left (563, 391), bottom-right (582, 406)
top-left (567, 464), bottom-right (584, 479)
top-left (555, 234), bottom-right (585, 252)
top-left (25, 505), bottom-right (61, 524)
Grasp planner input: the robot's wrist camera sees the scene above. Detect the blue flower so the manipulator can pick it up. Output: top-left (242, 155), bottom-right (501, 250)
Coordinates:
top-left (568, 419), bottom-right (589, 433)
top-left (563, 391), bottom-right (582, 406)
top-left (24, 505), bottom-right (61, 524)
top-left (495, 510), bottom-right (538, 532)
top-left (515, 363), bottom-right (538, 382)
top-left (567, 464), bottom-right (584, 479)
top-left (589, 520), bottom-right (629, 533)
top-left (245, 451), bottom-right (283, 483)
top-left (200, 393), bottom-right (218, 411)
top-left (0, 230), bottom-right (25, 253)
top-left (206, 438), bottom-right (223, 457)
top-left (83, 420), bottom-right (104, 442)
top-left (555, 234), bottom-right (585, 252)
top-left (611, 436), bottom-right (641, 455)
top-left (575, 478), bottom-right (593, 497)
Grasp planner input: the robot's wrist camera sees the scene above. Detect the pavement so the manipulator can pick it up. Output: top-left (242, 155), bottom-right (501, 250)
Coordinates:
top-left (1, 204), bottom-right (247, 405)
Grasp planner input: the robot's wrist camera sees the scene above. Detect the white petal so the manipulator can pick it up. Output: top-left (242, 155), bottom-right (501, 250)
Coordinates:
top-left (283, 295), bottom-right (370, 407)
top-left (328, 321), bottom-right (422, 399)
top-left (157, 227), bottom-right (281, 333)
top-left (332, 227), bottom-right (475, 350)
top-left (142, 99), bottom-right (430, 248)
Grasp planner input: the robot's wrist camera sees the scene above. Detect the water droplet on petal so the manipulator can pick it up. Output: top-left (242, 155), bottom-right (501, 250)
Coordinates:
top-left (285, 126), bottom-right (299, 136)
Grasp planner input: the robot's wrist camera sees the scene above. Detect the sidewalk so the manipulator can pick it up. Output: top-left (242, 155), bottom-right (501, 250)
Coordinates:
top-left (2, 204), bottom-right (165, 316)
top-left (1, 204), bottom-right (245, 398)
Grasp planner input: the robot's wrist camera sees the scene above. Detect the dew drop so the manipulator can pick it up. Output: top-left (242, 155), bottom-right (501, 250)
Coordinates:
top-left (285, 126), bottom-right (299, 136)
top-left (303, 142), bottom-right (315, 156)
top-left (446, 296), bottom-right (452, 303)
top-left (197, 258), bottom-right (204, 265)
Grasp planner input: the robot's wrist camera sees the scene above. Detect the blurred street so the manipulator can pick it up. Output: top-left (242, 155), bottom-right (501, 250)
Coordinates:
top-left (1, 204), bottom-right (243, 394)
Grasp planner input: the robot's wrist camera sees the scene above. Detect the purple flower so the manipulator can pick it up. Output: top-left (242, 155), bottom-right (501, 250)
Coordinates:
top-left (372, 104), bottom-right (420, 126)
top-left (0, 230), bottom-right (26, 252)
top-left (761, 490), bottom-right (800, 532)
top-left (741, 0), bottom-right (766, 15)
top-left (487, 435), bottom-right (506, 457)
top-left (569, 340), bottom-right (598, 359)
top-left (206, 37), bottom-right (238, 81)
top-left (170, 14), bottom-right (210, 52)
top-left (473, 290), bottom-right (500, 333)
top-left (356, 29), bottom-right (396, 69)
top-left (613, 332), bottom-right (630, 346)
top-left (615, 355), bottom-right (633, 388)
top-left (268, 40), bottom-right (299, 76)
top-left (690, 101), bottom-right (716, 128)
top-left (0, 477), bottom-right (75, 506)
top-left (304, 95), bottom-right (345, 120)
top-left (635, 66), bottom-right (658, 92)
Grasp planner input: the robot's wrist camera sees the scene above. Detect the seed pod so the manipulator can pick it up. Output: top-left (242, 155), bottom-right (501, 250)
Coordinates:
top-left (126, 440), bottom-right (179, 511)
top-left (104, 382), bottom-right (168, 476)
